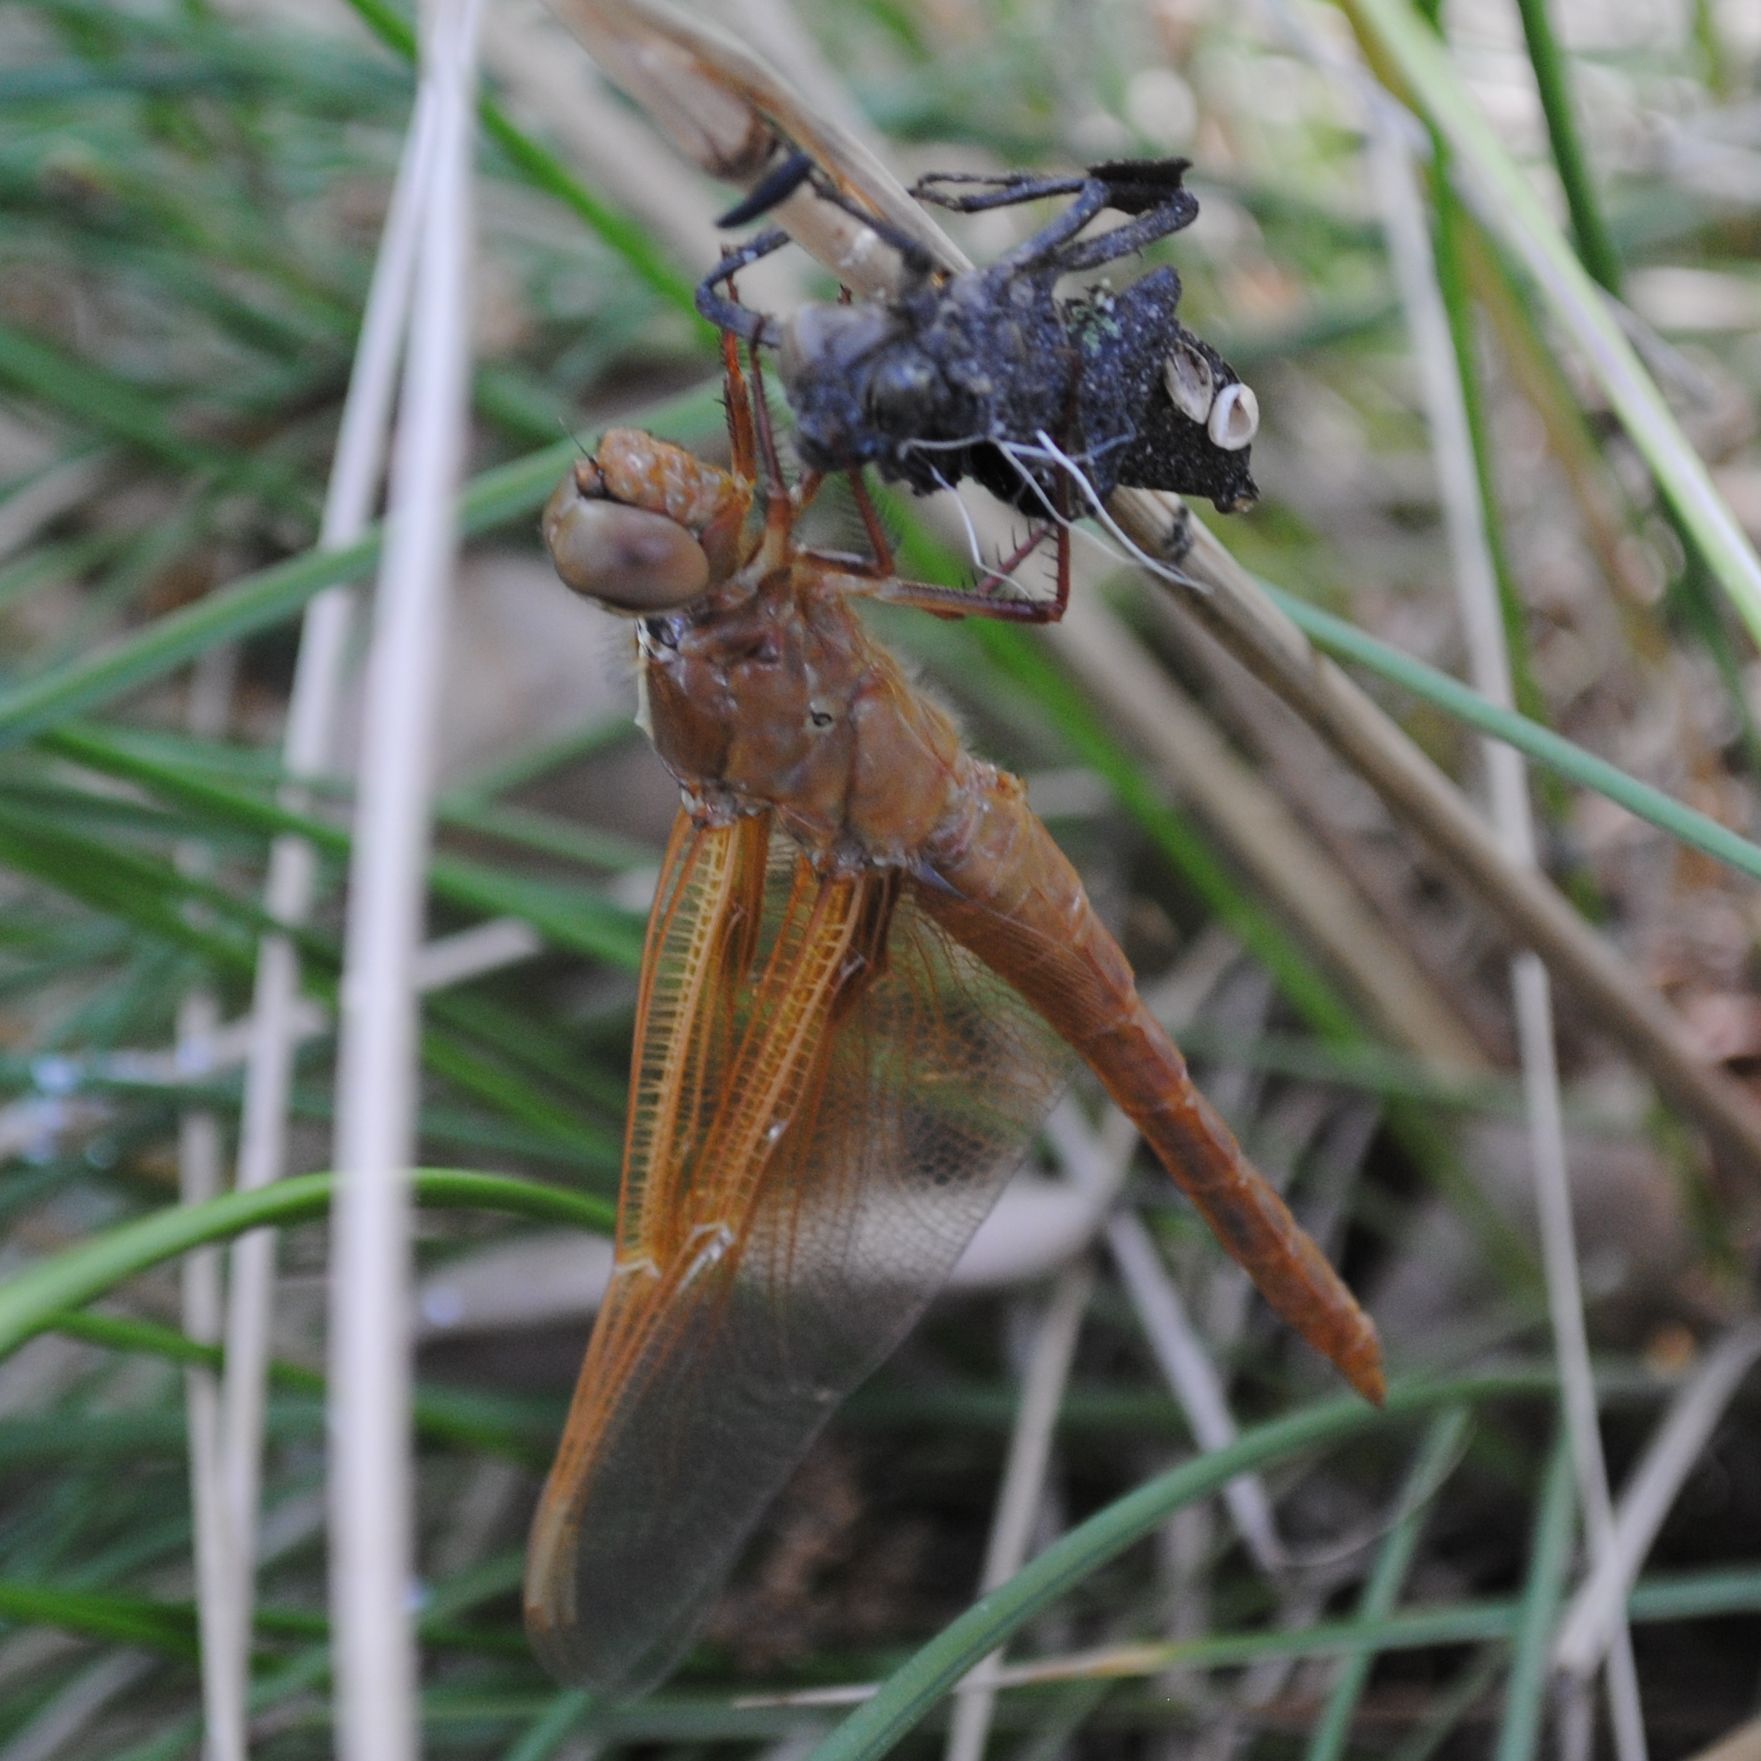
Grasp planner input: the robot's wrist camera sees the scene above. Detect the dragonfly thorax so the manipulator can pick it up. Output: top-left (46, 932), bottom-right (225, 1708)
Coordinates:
top-left (640, 566), bottom-right (968, 865)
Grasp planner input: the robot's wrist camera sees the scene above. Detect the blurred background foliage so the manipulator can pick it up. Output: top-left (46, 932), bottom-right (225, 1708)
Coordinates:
top-left (1, 0), bottom-right (1760, 1755)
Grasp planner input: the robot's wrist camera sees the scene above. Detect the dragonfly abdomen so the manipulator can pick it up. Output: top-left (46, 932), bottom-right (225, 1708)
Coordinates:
top-left (919, 771), bottom-right (1385, 1403)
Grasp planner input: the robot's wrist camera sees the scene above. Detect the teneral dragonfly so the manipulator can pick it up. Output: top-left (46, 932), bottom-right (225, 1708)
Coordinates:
top-left (524, 341), bottom-right (1383, 1696)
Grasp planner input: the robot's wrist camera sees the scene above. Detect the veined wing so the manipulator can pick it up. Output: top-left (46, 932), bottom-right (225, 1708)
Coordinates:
top-left (525, 809), bottom-right (1071, 1695)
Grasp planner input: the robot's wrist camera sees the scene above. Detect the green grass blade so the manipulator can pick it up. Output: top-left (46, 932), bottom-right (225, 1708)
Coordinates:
top-left (502, 1691), bottom-right (594, 1761)
top-left (0, 1580), bottom-right (199, 1660)
top-left (1508, 0), bottom-right (1623, 293)
top-left (806, 1371), bottom-right (1558, 1761)
top-left (0, 381), bottom-right (723, 751)
top-left (1337, 0), bottom-right (1761, 647)
top-left (43, 722), bottom-right (647, 968)
top-left (1261, 582), bottom-right (1761, 886)
top-left (1495, 1430), bottom-right (1578, 1761)
top-left (1306, 1407), bottom-right (1472, 1761)
top-left (47, 1311), bottom-right (555, 1462)
top-left (0, 1169), bottom-right (610, 1361)
top-left (338, 0), bottom-right (707, 321)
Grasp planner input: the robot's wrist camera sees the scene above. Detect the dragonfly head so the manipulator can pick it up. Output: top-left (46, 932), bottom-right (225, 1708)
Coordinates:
top-left (545, 431), bottom-right (757, 614)
top-left (545, 468), bottom-right (710, 615)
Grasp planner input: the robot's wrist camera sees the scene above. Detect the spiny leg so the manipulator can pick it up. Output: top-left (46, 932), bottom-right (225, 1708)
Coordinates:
top-left (821, 568), bottom-right (1063, 624)
top-left (803, 518), bottom-right (1062, 624)
top-left (742, 332), bottom-right (797, 552)
top-left (794, 484), bottom-right (895, 583)
top-left (720, 329), bottom-right (757, 485)
top-left (1046, 474), bottom-right (1072, 623)
top-left (844, 469), bottom-right (898, 579)
top-left (971, 522), bottom-right (1065, 623)
top-left (1040, 361), bottom-right (1082, 625)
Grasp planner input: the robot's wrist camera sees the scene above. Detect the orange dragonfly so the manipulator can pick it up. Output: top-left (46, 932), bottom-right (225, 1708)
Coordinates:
top-left (524, 340), bottom-right (1384, 1696)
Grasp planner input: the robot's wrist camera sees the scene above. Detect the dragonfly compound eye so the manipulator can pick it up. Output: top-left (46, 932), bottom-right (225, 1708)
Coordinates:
top-left (543, 478), bottom-right (711, 614)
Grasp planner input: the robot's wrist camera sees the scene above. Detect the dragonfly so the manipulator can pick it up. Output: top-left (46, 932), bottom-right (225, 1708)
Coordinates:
top-left (524, 338), bottom-right (1384, 1697)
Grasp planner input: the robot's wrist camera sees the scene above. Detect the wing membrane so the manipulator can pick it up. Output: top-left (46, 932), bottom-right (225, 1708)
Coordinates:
top-left (525, 810), bottom-right (1071, 1694)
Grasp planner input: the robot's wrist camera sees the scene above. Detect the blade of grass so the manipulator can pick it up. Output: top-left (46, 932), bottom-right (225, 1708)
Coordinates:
top-left (0, 322), bottom-right (315, 515)
top-left (1304, 1407), bottom-right (1471, 1761)
top-left (755, 1561), bottom-right (1759, 1703)
top-left (217, 51), bottom-right (441, 1738)
top-left (944, 1262), bottom-right (1094, 1761)
top-left (0, 382), bottom-right (721, 750)
top-left (0, 1581), bottom-right (200, 1660)
top-left (0, 1168), bottom-right (609, 1361)
top-left (1509, 0), bottom-right (1623, 294)
top-left (1495, 1430), bottom-right (1579, 1761)
top-left (40, 723), bottom-right (647, 967)
top-left (804, 1370), bottom-right (1558, 1761)
top-left (1555, 1321), bottom-right (1761, 1680)
top-left (1257, 585), bottom-right (1761, 888)
top-left (1140, 514), bottom-right (1761, 1178)
top-left (1371, 91), bottom-right (1646, 1761)
top-left (338, 0), bottom-right (705, 322)
top-left (1335, 0), bottom-right (1761, 648)
top-left (501, 1690), bottom-right (594, 1761)
top-left (325, 7), bottom-right (485, 1754)
top-left (174, 648), bottom-right (244, 1761)
top-left (45, 1310), bottom-right (556, 1463)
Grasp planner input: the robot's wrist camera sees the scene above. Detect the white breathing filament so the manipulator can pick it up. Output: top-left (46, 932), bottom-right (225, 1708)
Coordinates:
top-left (893, 430), bottom-right (1201, 600)
top-left (991, 432), bottom-right (1205, 594)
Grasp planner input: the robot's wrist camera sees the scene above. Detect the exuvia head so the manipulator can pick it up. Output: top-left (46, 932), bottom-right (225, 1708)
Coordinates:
top-left (776, 302), bottom-right (895, 394)
top-left (778, 301), bottom-right (948, 471)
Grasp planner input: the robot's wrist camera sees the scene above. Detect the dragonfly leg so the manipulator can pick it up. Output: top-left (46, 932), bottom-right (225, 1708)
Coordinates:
top-left (872, 581), bottom-right (1061, 623)
top-left (969, 522), bottom-right (1067, 623)
top-left (744, 333), bottom-right (791, 512)
top-left (1046, 507), bottom-right (1071, 624)
top-left (810, 519), bottom-right (1066, 623)
top-left (720, 329), bottom-right (757, 485)
top-left (811, 470), bottom-right (899, 580)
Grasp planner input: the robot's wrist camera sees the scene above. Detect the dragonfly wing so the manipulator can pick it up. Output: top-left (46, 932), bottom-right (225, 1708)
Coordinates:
top-left (525, 810), bottom-right (1071, 1694)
